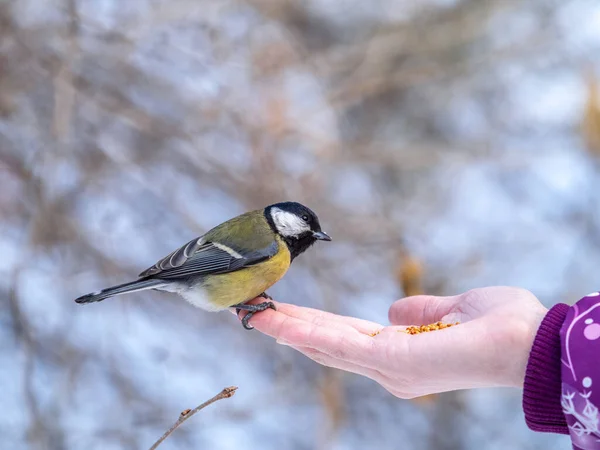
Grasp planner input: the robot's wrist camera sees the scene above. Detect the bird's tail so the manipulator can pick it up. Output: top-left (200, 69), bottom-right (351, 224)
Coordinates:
top-left (74, 278), bottom-right (165, 304)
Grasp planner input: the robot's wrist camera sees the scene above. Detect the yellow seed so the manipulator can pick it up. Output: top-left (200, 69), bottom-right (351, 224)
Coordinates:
top-left (400, 321), bottom-right (460, 334)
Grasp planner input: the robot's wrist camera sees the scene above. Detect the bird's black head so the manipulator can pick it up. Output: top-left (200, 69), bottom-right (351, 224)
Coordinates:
top-left (264, 201), bottom-right (331, 261)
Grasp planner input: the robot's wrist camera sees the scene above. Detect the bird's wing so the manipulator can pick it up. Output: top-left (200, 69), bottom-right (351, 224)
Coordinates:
top-left (138, 237), bottom-right (279, 279)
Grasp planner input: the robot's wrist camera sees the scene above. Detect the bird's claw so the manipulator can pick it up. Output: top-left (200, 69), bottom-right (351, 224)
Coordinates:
top-left (234, 299), bottom-right (276, 331)
top-left (258, 292), bottom-right (273, 301)
top-left (241, 314), bottom-right (255, 330)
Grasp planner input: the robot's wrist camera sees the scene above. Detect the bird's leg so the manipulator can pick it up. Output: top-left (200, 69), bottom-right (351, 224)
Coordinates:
top-left (234, 293), bottom-right (274, 314)
top-left (234, 293), bottom-right (276, 330)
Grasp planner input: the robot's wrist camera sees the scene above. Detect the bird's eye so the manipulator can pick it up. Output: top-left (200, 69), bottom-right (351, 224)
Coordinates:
top-left (302, 215), bottom-right (309, 221)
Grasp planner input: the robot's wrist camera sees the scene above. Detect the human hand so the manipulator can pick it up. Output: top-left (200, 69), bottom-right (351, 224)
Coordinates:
top-left (242, 286), bottom-right (548, 398)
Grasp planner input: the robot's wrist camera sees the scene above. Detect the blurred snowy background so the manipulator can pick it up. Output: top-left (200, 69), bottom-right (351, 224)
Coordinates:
top-left (2, 0), bottom-right (600, 449)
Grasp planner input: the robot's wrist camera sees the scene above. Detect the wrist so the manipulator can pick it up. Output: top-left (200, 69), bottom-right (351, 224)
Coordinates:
top-left (522, 303), bottom-right (570, 434)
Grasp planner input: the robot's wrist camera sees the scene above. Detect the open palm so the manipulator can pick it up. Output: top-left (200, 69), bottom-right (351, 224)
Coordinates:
top-left (243, 286), bottom-right (548, 398)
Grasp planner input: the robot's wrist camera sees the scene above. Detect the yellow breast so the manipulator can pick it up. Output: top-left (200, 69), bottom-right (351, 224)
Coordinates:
top-left (200, 235), bottom-right (291, 309)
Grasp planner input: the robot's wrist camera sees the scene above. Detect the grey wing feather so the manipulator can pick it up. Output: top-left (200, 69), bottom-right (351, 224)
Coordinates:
top-left (139, 239), bottom-right (278, 279)
top-left (139, 237), bottom-right (204, 277)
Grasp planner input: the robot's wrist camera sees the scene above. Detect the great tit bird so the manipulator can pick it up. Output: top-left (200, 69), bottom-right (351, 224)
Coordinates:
top-left (74, 201), bottom-right (331, 329)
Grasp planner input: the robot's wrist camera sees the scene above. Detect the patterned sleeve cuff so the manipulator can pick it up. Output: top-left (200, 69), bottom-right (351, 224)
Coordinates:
top-left (522, 303), bottom-right (570, 434)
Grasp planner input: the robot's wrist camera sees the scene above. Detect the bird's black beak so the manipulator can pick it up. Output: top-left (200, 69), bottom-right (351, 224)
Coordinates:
top-left (312, 231), bottom-right (332, 241)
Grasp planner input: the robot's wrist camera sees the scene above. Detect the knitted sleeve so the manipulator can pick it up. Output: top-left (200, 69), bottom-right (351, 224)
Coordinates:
top-left (523, 293), bottom-right (600, 450)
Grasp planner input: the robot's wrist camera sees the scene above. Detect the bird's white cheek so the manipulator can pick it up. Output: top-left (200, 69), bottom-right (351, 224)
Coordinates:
top-left (271, 208), bottom-right (310, 237)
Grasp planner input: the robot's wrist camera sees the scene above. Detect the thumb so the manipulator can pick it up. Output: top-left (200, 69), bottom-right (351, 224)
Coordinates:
top-left (388, 294), bottom-right (461, 326)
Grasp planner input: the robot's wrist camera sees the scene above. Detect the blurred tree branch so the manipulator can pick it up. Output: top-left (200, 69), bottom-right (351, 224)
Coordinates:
top-left (148, 386), bottom-right (238, 450)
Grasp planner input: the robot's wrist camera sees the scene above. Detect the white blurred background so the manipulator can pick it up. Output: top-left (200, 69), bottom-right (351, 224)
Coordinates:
top-left (2, 1), bottom-right (600, 448)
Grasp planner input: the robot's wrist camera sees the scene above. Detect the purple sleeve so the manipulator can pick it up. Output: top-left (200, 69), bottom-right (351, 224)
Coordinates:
top-left (523, 303), bottom-right (570, 433)
top-left (560, 293), bottom-right (600, 449)
top-left (523, 293), bottom-right (600, 450)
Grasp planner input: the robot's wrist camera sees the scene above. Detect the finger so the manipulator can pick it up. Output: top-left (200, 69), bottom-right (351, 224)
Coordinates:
top-left (239, 299), bottom-right (384, 335)
top-left (290, 345), bottom-right (391, 385)
top-left (290, 345), bottom-right (424, 398)
top-left (249, 308), bottom-right (375, 366)
top-left (388, 294), bottom-right (462, 325)
top-left (272, 302), bottom-right (383, 335)
top-left (238, 305), bottom-right (363, 335)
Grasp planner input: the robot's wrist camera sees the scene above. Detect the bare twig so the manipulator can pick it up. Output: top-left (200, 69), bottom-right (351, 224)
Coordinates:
top-left (148, 386), bottom-right (238, 450)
